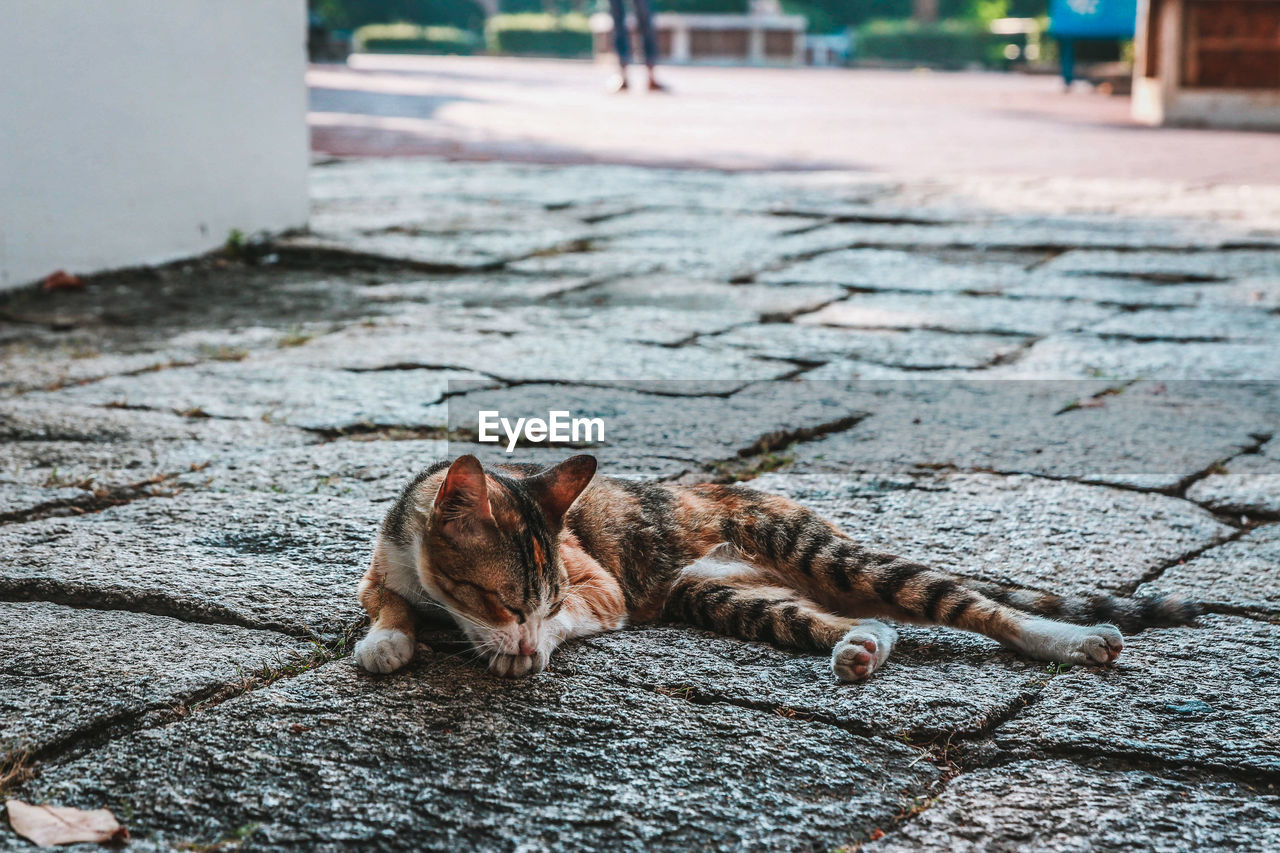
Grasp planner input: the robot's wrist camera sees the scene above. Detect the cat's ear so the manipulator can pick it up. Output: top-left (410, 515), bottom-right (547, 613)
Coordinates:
top-left (527, 454), bottom-right (597, 522)
top-left (433, 455), bottom-right (493, 528)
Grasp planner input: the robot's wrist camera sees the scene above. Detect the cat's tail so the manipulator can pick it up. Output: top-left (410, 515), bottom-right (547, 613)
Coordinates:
top-left (958, 578), bottom-right (1200, 632)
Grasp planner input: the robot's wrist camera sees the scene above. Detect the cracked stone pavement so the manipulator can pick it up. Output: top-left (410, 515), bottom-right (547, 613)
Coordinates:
top-left (2, 160), bottom-right (1279, 851)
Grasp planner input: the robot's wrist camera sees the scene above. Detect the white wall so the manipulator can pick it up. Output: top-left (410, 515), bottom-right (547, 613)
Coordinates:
top-left (0, 1), bottom-right (309, 290)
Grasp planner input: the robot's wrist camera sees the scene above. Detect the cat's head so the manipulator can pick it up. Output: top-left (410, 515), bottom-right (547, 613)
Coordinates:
top-left (419, 454), bottom-right (597, 666)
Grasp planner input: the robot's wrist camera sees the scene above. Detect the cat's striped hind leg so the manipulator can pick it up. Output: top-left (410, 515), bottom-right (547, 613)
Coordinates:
top-left (666, 546), bottom-right (897, 681)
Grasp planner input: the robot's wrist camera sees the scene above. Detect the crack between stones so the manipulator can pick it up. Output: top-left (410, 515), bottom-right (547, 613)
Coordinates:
top-left (1174, 432), bottom-right (1274, 501)
top-left (0, 472), bottom-right (185, 526)
top-left (5, 622), bottom-right (362, 794)
top-left (985, 741), bottom-right (1280, 787)
top-left (902, 463), bottom-right (1254, 597)
top-left (1197, 602), bottom-right (1280, 624)
top-left (866, 664), bottom-right (1105, 846)
top-left (1116, 525), bottom-right (1252, 597)
top-left (689, 412), bottom-right (871, 484)
top-left (0, 580), bottom-right (326, 639)
top-left (800, 319), bottom-right (1040, 339)
top-left (1094, 332), bottom-right (1238, 344)
top-left (555, 653), bottom-right (1061, 848)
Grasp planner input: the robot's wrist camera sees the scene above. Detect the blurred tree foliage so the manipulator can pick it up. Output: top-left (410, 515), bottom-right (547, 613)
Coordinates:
top-left (310, 0), bottom-right (486, 32)
top-left (311, 0), bottom-right (1049, 35)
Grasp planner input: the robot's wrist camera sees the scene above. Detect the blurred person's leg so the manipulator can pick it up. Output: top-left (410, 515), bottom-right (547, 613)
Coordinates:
top-left (608, 0), bottom-right (631, 92)
top-left (632, 0), bottom-right (664, 90)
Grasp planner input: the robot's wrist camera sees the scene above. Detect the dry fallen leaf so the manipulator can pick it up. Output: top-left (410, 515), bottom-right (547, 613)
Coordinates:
top-left (5, 799), bottom-right (127, 847)
top-left (40, 270), bottom-right (83, 292)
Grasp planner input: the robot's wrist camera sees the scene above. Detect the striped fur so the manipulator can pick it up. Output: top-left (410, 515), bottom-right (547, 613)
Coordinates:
top-left (355, 456), bottom-right (1198, 680)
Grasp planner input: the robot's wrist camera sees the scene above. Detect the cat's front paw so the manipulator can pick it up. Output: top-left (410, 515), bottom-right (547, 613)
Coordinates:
top-left (488, 650), bottom-right (548, 678)
top-left (832, 622), bottom-right (897, 682)
top-left (355, 628), bottom-right (414, 674)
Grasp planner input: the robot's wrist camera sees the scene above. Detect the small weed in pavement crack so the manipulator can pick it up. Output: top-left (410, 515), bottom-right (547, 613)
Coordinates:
top-left (176, 822), bottom-right (262, 853)
top-left (0, 750), bottom-right (35, 797)
top-left (173, 624), bottom-right (361, 720)
top-left (0, 471), bottom-right (184, 525)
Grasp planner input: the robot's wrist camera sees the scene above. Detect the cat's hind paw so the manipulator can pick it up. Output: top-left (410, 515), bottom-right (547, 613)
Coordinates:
top-left (1018, 620), bottom-right (1123, 666)
top-left (1072, 623), bottom-right (1124, 665)
top-left (832, 621), bottom-right (897, 682)
top-left (355, 628), bottom-right (414, 674)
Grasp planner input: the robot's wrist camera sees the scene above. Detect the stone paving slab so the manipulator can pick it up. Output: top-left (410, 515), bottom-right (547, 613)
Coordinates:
top-left (795, 292), bottom-right (1115, 337)
top-left (503, 246), bottom-right (674, 279)
top-left (445, 380), bottom-right (864, 467)
top-left (0, 400), bottom-right (314, 518)
top-left (1187, 438), bottom-right (1280, 517)
top-left (268, 321), bottom-right (789, 385)
top-left (1040, 249), bottom-right (1280, 281)
top-left (549, 274), bottom-right (848, 323)
top-left (787, 380), bottom-right (1272, 492)
top-left (279, 226), bottom-right (593, 271)
top-left (751, 472), bottom-right (1231, 598)
top-left (1002, 274), bottom-right (1209, 308)
top-left (993, 615), bottom-right (1280, 775)
top-left (0, 600), bottom-right (309, 760)
top-left (1140, 525), bottom-right (1280, 616)
top-left (1091, 306), bottom-right (1280, 343)
top-left (585, 209), bottom-right (816, 241)
top-left (988, 334), bottom-right (1280, 380)
top-left (0, 327), bottom-right (304, 397)
top-left (0, 265), bottom-right (384, 335)
top-left (179, 437), bottom-right (690, 498)
top-left (178, 438), bottom-right (447, 501)
top-left (757, 247), bottom-right (1041, 293)
top-left (804, 217), bottom-right (1242, 252)
top-left (0, 482), bottom-right (85, 521)
top-left (551, 625), bottom-right (1042, 740)
top-left (1162, 277), bottom-right (1280, 311)
top-left (307, 193), bottom-right (586, 236)
top-left (710, 324), bottom-right (1027, 370)
top-left (868, 759), bottom-right (1280, 853)
top-left (8, 657), bottom-right (940, 853)
top-left (29, 363), bottom-right (484, 432)
top-left (353, 272), bottom-right (598, 307)
top-left (0, 492), bottom-right (379, 639)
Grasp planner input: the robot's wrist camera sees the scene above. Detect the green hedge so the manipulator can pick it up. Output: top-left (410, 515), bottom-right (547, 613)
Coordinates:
top-left (654, 0), bottom-right (749, 12)
top-left (355, 23), bottom-right (481, 53)
top-left (312, 0), bottom-right (484, 32)
top-left (854, 19), bottom-right (1024, 68)
top-left (486, 13), bottom-right (592, 57)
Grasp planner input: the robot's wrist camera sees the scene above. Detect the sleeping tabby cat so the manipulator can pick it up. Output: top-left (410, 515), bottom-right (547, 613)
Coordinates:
top-left (355, 454), bottom-right (1196, 679)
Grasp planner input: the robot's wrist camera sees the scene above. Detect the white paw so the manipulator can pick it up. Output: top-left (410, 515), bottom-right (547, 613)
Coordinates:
top-left (1021, 620), bottom-right (1124, 666)
top-left (354, 628), bottom-right (414, 674)
top-left (832, 622), bottom-right (897, 682)
top-left (488, 650), bottom-right (548, 678)
top-left (1069, 623), bottom-right (1124, 665)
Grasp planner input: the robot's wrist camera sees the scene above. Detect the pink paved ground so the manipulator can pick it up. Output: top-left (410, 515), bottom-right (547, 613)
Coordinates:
top-left (308, 55), bottom-right (1279, 183)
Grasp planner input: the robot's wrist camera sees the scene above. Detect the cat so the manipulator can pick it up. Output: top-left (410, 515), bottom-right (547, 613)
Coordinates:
top-left (355, 454), bottom-right (1197, 680)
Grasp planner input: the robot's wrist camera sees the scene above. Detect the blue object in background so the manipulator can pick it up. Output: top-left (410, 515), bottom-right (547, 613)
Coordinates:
top-left (1048, 0), bottom-right (1138, 85)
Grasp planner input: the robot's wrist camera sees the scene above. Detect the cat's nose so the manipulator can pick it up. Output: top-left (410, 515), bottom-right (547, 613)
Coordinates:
top-left (518, 640), bottom-right (537, 657)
